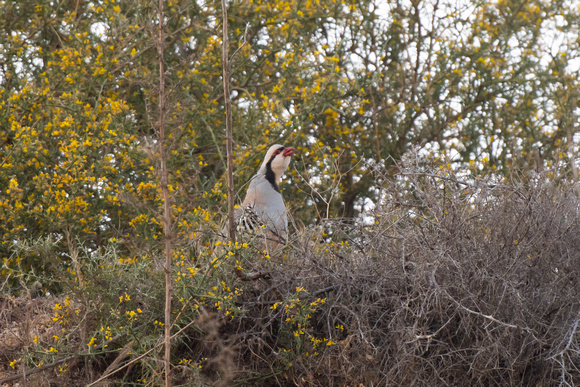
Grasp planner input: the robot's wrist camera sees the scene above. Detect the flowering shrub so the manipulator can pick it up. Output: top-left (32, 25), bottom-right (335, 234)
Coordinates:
top-left (1, 0), bottom-right (579, 384)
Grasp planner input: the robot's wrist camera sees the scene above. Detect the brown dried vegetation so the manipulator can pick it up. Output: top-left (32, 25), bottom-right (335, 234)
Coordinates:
top-left (224, 166), bottom-right (580, 386)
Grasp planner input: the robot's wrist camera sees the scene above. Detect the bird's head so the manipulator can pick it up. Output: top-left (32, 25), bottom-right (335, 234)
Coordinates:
top-left (260, 144), bottom-right (296, 181)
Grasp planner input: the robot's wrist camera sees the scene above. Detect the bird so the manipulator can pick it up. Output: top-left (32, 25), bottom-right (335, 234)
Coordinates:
top-left (234, 144), bottom-right (296, 242)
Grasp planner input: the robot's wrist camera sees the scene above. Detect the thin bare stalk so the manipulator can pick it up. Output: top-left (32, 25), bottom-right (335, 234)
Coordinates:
top-left (156, 0), bottom-right (172, 385)
top-left (222, 0), bottom-right (236, 245)
top-left (567, 96), bottom-right (577, 179)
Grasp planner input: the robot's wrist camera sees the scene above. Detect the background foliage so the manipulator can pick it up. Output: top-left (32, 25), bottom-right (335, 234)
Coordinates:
top-left (1, 0), bottom-right (579, 385)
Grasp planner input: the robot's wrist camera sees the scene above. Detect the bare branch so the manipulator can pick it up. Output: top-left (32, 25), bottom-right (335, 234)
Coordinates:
top-left (222, 0), bottom-right (236, 245)
top-left (155, 0), bottom-right (173, 385)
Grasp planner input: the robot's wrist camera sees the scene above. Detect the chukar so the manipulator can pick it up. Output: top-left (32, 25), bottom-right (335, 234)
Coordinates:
top-left (236, 144), bottom-right (296, 240)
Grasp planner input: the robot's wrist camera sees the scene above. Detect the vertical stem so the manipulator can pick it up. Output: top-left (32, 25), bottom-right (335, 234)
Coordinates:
top-left (568, 126), bottom-right (577, 179)
top-left (157, 0), bottom-right (172, 385)
top-left (568, 96), bottom-right (578, 179)
top-left (222, 0), bottom-right (236, 244)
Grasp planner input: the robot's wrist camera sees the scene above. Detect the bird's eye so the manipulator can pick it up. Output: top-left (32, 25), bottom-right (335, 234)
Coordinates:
top-left (273, 150), bottom-right (281, 156)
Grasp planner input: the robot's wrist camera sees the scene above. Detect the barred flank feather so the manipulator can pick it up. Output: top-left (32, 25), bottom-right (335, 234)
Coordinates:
top-left (237, 205), bottom-right (265, 234)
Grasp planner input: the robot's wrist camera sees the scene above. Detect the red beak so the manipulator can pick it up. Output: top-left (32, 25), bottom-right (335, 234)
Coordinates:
top-left (282, 147), bottom-right (296, 157)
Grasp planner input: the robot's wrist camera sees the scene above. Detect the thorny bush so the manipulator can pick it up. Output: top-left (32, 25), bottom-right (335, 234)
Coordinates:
top-left (223, 164), bottom-right (580, 386)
